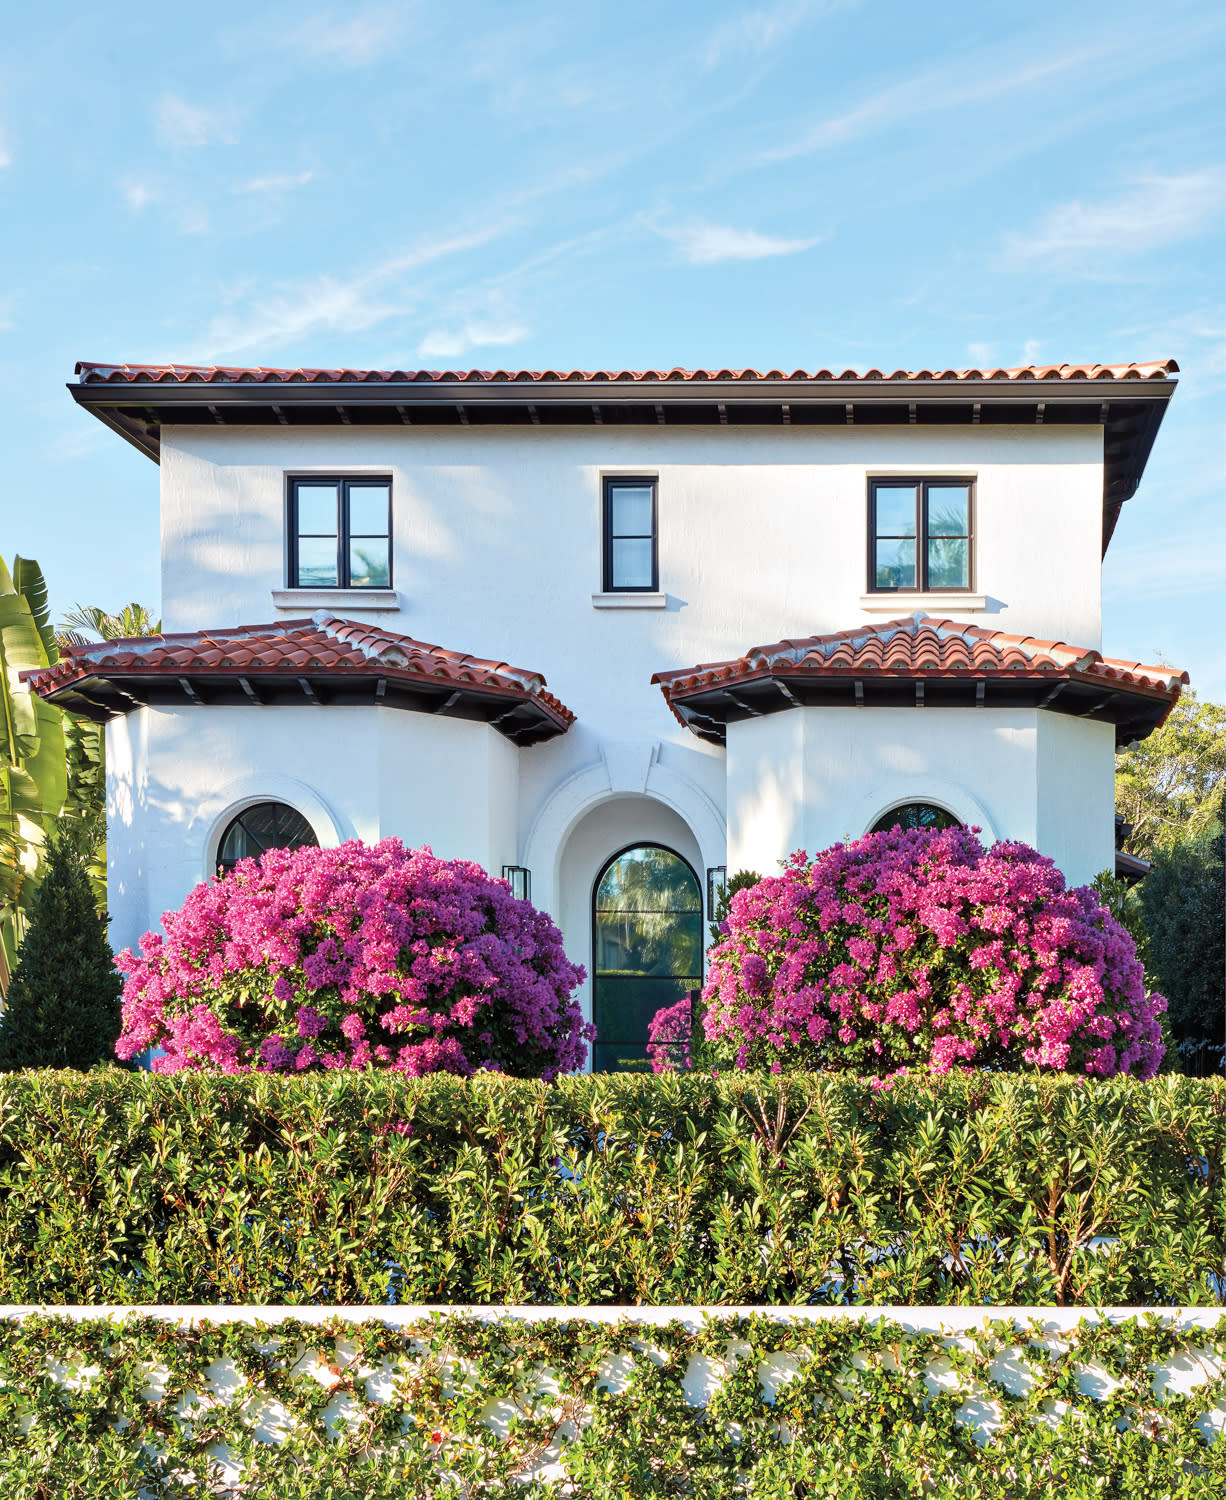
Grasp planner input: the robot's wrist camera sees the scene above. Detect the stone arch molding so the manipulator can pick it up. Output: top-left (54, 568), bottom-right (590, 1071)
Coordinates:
top-left (853, 778), bottom-right (998, 843)
top-left (188, 773), bottom-right (348, 882)
top-left (524, 743), bottom-right (727, 916)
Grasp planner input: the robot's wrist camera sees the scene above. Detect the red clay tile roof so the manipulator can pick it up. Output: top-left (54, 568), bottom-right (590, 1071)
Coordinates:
top-left (25, 612), bottom-right (574, 736)
top-left (74, 360), bottom-right (1180, 386)
top-left (653, 615), bottom-right (1185, 726)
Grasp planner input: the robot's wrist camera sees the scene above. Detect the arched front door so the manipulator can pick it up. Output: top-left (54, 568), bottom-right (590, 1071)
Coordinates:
top-left (592, 844), bottom-right (703, 1073)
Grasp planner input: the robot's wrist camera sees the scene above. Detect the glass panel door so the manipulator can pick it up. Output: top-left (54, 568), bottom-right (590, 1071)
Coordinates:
top-left (592, 844), bottom-right (702, 1073)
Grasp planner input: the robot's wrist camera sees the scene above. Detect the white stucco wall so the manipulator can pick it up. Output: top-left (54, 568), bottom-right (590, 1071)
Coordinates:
top-left (157, 421), bottom-right (1104, 846)
top-left (103, 420), bottom-right (1117, 971)
top-left (106, 704), bottom-right (518, 954)
top-left (726, 705), bottom-right (1113, 889)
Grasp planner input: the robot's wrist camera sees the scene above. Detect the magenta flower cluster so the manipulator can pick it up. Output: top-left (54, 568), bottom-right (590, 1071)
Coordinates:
top-left (681, 826), bottom-right (1166, 1080)
top-left (114, 838), bottom-right (591, 1079)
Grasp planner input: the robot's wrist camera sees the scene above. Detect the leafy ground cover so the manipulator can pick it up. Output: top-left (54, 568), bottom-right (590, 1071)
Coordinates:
top-left (0, 1309), bottom-right (1222, 1497)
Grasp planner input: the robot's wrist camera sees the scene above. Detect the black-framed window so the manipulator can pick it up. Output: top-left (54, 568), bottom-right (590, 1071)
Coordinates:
top-left (870, 803), bottom-right (962, 835)
top-left (602, 476), bottom-right (658, 592)
top-left (217, 801), bottom-right (318, 876)
top-left (289, 476), bottom-right (392, 589)
top-left (868, 478), bottom-right (973, 592)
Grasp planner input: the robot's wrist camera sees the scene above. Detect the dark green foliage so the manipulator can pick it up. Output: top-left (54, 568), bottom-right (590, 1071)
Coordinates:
top-left (1142, 794), bottom-right (1225, 1045)
top-left (708, 867), bottom-right (761, 943)
top-left (0, 1311), bottom-right (1222, 1496)
top-left (0, 834), bottom-right (122, 1071)
top-left (0, 1071), bottom-right (1223, 1307)
top-left (1092, 869), bottom-right (1151, 970)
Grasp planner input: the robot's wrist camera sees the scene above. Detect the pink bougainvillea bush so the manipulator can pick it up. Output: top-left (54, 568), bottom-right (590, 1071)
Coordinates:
top-left (115, 838), bottom-right (591, 1078)
top-left (657, 826), bottom-right (1166, 1080)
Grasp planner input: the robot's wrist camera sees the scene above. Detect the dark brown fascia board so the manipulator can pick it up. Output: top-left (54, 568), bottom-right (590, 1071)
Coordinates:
top-left (70, 374), bottom-right (1178, 413)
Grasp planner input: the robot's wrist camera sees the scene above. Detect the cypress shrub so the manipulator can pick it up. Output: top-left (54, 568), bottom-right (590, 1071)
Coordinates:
top-left (0, 832), bottom-right (122, 1071)
top-left (1143, 794), bottom-right (1226, 1046)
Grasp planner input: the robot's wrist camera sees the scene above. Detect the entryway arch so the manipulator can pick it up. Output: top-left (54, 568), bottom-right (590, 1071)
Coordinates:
top-left (555, 792), bottom-right (706, 1071)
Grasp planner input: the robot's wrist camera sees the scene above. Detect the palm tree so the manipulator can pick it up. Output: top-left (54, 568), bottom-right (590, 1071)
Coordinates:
top-left (56, 602), bottom-right (161, 650)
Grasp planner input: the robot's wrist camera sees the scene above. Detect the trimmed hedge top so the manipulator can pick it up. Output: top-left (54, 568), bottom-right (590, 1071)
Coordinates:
top-left (0, 1071), bottom-right (1222, 1307)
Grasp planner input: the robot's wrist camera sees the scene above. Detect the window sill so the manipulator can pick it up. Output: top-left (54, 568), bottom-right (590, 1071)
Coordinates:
top-left (591, 592), bottom-right (667, 609)
top-left (859, 592), bottom-right (986, 613)
top-left (271, 588), bottom-right (400, 611)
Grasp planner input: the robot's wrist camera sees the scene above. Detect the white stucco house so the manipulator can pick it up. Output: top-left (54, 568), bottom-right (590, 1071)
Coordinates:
top-left (30, 359), bottom-right (1186, 1069)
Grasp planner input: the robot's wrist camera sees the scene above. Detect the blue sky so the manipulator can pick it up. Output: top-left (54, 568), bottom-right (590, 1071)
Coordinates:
top-left (2, 1), bottom-right (1223, 693)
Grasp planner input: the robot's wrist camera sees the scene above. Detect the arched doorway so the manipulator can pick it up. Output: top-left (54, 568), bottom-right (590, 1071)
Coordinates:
top-left (592, 843), bottom-right (703, 1073)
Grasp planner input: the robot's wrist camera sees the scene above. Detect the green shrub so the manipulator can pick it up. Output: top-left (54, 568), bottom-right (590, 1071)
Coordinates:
top-left (1143, 796), bottom-right (1225, 1046)
top-left (0, 832), bottom-right (121, 1071)
top-left (0, 1311), bottom-right (1222, 1497)
top-left (0, 1071), bottom-right (1222, 1307)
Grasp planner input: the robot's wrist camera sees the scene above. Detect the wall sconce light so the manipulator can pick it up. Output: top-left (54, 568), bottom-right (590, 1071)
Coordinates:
top-left (502, 865), bottom-right (531, 903)
top-left (706, 866), bottom-right (727, 919)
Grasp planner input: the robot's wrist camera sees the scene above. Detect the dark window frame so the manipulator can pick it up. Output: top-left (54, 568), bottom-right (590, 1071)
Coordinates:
top-left (287, 474), bottom-right (393, 590)
top-left (602, 475), bottom-right (659, 593)
top-left (867, 477), bottom-right (975, 593)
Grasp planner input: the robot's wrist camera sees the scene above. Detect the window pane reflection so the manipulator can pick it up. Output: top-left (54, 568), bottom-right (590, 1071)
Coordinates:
top-left (296, 485), bottom-right (339, 536)
top-left (611, 537), bottom-right (653, 589)
top-left (875, 537), bottom-right (916, 590)
top-left (349, 540), bottom-right (390, 588)
top-left (297, 536), bottom-right (339, 586)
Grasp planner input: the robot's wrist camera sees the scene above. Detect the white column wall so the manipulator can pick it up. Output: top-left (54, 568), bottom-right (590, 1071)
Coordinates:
top-left (725, 706), bottom-right (1113, 883)
top-left (106, 704), bottom-right (518, 954)
top-left (1035, 712), bottom-right (1117, 886)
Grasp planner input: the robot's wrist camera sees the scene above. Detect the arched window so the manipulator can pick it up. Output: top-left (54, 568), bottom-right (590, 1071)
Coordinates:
top-left (870, 802), bottom-right (962, 834)
top-left (592, 844), bottom-right (702, 1073)
top-left (217, 801), bottom-right (318, 875)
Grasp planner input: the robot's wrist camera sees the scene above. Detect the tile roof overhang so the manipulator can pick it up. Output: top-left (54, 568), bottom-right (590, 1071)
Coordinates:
top-left (70, 360), bottom-right (1179, 555)
top-left (651, 615), bottom-right (1186, 749)
top-left (22, 613), bottom-right (574, 744)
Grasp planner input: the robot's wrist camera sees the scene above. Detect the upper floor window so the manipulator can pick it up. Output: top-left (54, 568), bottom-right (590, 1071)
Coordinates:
top-left (603, 477), bottom-right (658, 592)
top-left (869, 479), bottom-right (973, 592)
top-left (289, 476), bottom-right (391, 589)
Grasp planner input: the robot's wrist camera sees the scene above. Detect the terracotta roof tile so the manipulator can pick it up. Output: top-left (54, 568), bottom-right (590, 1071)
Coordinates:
top-left (25, 612), bottom-right (574, 733)
top-left (74, 359), bottom-right (1179, 386)
top-left (653, 614), bottom-right (1186, 708)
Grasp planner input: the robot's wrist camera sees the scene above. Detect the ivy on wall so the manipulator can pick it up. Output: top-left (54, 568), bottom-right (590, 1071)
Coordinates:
top-left (0, 1311), bottom-right (1222, 1497)
top-left (0, 1071), bottom-right (1222, 1308)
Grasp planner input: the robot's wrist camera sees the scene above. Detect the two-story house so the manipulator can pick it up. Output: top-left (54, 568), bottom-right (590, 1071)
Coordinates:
top-left (30, 360), bottom-right (1185, 1070)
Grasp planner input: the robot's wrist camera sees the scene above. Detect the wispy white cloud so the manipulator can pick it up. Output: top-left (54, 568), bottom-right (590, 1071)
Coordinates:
top-left (234, 169), bottom-right (315, 195)
top-left (287, 6), bottom-right (407, 66)
top-left (190, 224), bottom-right (510, 360)
top-left (966, 342), bottom-right (994, 363)
top-left (658, 220), bottom-right (822, 264)
top-left (1022, 339), bottom-right (1043, 363)
top-left (760, 42), bottom-right (1112, 162)
top-left (417, 320), bottom-right (530, 361)
top-left (155, 92), bottom-right (238, 148)
top-left (0, 129), bottom-right (11, 170)
top-left (1001, 170), bottom-right (1226, 275)
top-left (1104, 525), bottom-right (1226, 605)
top-left (123, 181), bottom-right (156, 211)
top-left (702, 1), bottom-right (854, 69)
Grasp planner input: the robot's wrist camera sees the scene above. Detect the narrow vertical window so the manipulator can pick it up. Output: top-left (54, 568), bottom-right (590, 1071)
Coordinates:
top-left (869, 478), bottom-right (973, 592)
top-left (603, 477), bottom-right (658, 592)
top-left (289, 477), bottom-right (392, 588)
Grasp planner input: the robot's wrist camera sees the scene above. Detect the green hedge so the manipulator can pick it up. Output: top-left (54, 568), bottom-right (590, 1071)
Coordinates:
top-left (1, 1311), bottom-right (1223, 1497)
top-left (0, 1071), bottom-right (1223, 1306)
